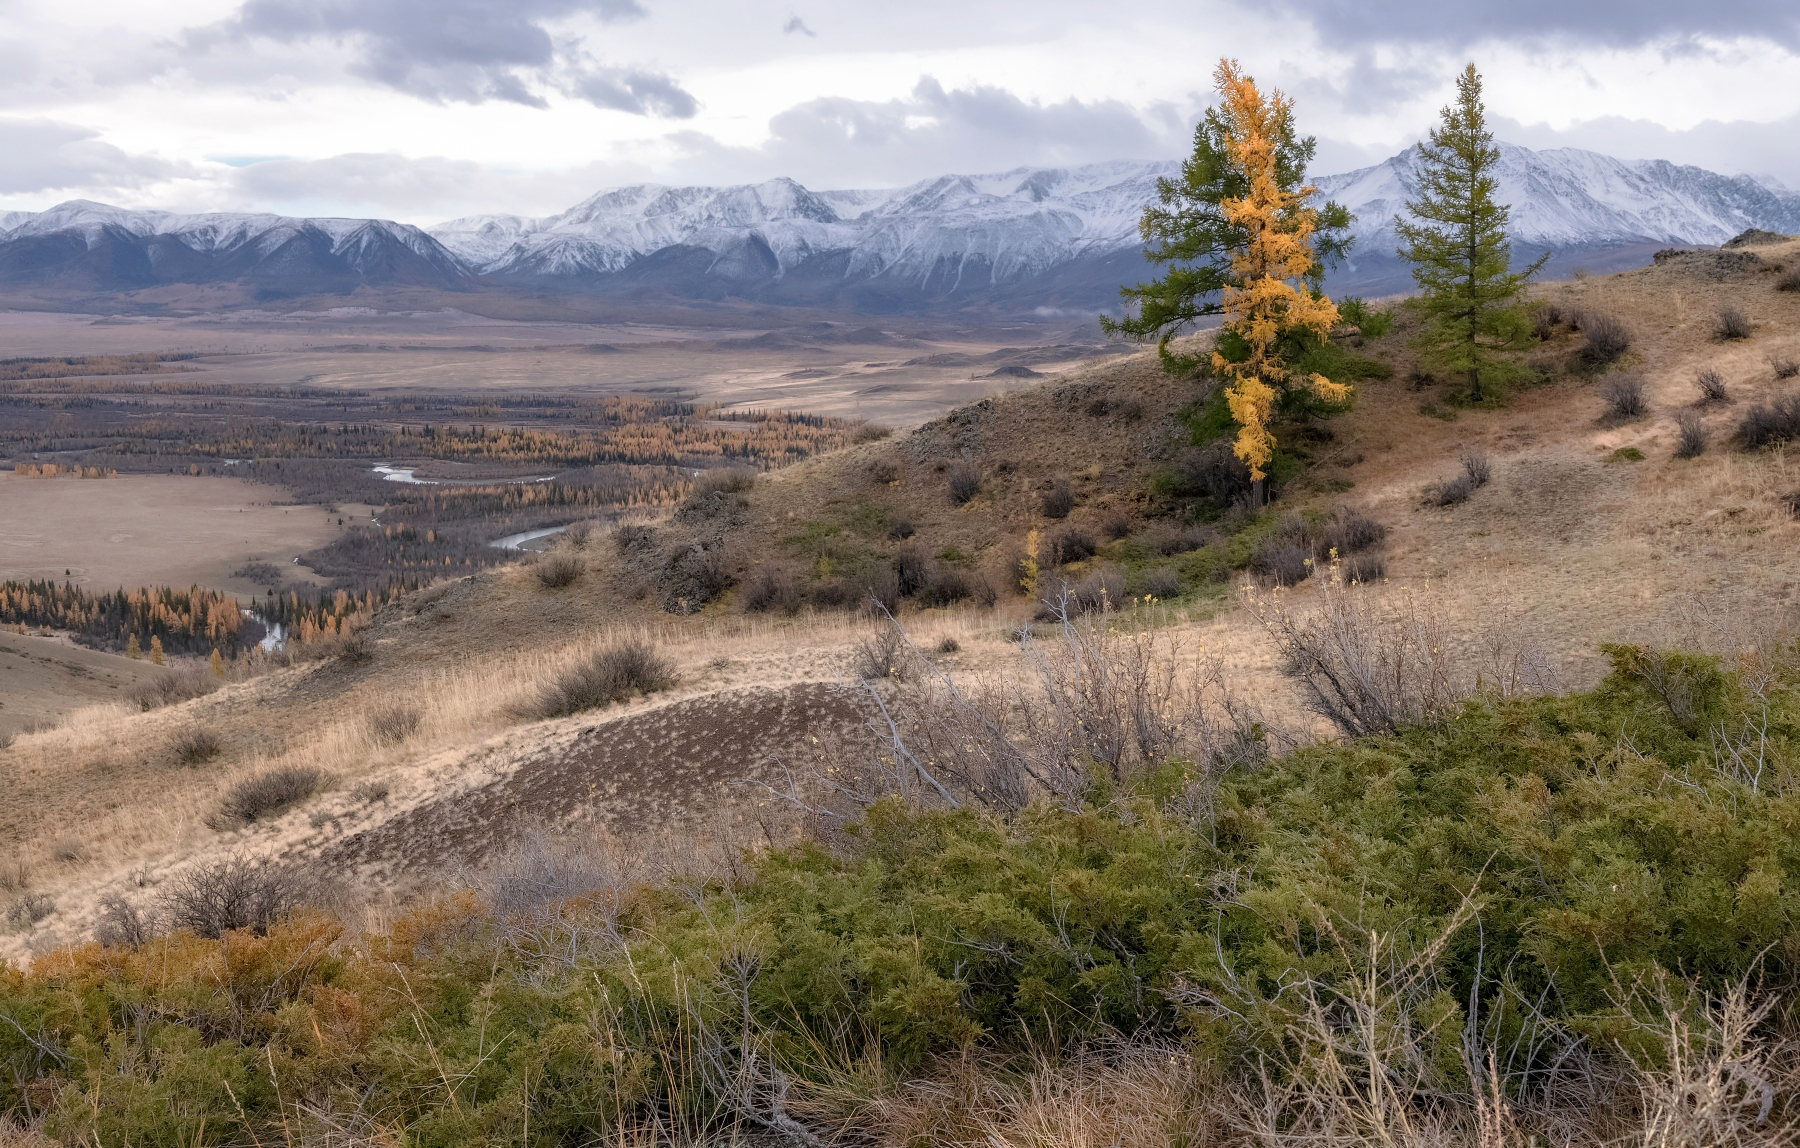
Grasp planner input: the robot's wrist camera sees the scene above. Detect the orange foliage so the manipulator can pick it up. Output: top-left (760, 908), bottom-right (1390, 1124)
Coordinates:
top-left (1209, 59), bottom-right (1347, 482)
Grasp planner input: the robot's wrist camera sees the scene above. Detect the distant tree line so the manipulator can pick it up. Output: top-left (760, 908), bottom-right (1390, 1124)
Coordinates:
top-left (2, 395), bottom-right (857, 472)
top-left (0, 581), bottom-right (259, 656)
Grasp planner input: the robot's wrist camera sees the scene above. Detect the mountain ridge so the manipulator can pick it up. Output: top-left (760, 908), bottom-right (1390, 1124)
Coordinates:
top-left (1, 144), bottom-right (1795, 309)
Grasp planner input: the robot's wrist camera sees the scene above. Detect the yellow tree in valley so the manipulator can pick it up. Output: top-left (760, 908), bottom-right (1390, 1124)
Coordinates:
top-left (1208, 60), bottom-right (1349, 485)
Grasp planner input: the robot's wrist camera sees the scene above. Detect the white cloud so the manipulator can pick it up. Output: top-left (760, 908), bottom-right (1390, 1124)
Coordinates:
top-left (0, 118), bottom-right (192, 197)
top-left (0, 0), bottom-right (1795, 220)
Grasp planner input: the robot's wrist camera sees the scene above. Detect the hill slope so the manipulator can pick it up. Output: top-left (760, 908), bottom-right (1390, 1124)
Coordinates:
top-left (3, 234), bottom-right (1800, 962)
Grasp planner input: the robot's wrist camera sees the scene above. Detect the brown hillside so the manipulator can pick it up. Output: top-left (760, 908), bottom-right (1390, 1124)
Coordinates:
top-left (4, 237), bottom-right (1799, 960)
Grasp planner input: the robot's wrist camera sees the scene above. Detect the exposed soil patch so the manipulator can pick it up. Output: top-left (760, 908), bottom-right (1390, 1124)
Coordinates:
top-left (316, 682), bottom-right (867, 881)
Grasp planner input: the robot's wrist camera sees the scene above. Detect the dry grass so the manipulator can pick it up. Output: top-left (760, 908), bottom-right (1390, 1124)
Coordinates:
top-left (531, 640), bottom-right (678, 718)
top-left (534, 551), bottom-right (586, 589)
top-left (128, 667), bottom-right (220, 712)
top-left (7, 240), bottom-right (1800, 962)
top-left (861, 1043), bottom-right (1210, 1148)
top-left (365, 705), bottom-right (422, 746)
top-left (170, 725), bottom-right (222, 765)
top-left (211, 765), bottom-right (328, 828)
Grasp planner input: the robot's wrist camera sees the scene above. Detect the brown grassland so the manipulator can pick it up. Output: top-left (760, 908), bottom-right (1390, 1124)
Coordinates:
top-left (5, 240), bottom-right (1799, 954)
top-left (2, 239), bottom-right (1799, 1144)
top-left (0, 470), bottom-right (349, 594)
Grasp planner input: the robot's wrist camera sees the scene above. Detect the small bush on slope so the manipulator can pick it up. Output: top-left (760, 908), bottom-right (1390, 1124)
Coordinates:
top-left (3, 648), bottom-right (1797, 1145)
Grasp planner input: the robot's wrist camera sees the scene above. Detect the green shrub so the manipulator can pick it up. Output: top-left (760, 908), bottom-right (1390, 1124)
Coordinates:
top-left (5, 650), bottom-right (1797, 1145)
top-left (1336, 296), bottom-right (1393, 338)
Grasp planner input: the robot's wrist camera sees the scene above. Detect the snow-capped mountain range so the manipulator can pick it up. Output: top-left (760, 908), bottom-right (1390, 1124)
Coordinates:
top-left (429, 161), bottom-right (1169, 289)
top-left (1, 143), bottom-right (1794, 308)
top-left (0, 202), bottom-right (468, 294)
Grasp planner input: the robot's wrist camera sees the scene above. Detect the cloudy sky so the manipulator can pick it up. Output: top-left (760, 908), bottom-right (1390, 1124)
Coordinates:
top-left (2, 0), bottom-right (1796, 223)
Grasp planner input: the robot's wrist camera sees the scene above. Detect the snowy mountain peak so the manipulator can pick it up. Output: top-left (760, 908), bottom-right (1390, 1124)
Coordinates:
top-left (1316, 142), bottom-right (1800, 249)
top-left (0, 201), bottom-right (469, 291)
top-left (0, 143), bottom-right (1793, 308)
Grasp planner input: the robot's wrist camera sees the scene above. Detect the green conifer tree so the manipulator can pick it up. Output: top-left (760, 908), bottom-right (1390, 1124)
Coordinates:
top-left (1104, 68), bottom-right (1351, 373)
top-left (1395, 64), bottom-right (1546, 403)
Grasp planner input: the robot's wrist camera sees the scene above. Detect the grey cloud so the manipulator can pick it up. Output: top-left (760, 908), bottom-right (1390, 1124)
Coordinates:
top-left (0, 118), bottom-right (186, 195)
top-left (560, 60), bottom-right (698, 117)
top-left (224, 152), bottom-right (647, 220)
top-left (783, 16), bottom-right (815, 36)
top-left (210, 0), bottom-right (695, 114)
top-left (691, 77), bottom-right (1174, 187)
top-left (1274, 1), bottom-right (1800, 48)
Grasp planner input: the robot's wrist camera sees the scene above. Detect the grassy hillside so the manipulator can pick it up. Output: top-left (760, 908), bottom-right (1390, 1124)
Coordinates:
top-left (3, 234), bottom-right (1800, 1142)
top-left (2, 640), bottom-right (1795, 1145)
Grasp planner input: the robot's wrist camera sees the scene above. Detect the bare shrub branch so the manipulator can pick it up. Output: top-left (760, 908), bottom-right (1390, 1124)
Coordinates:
top-left (160, 856), bottom-right (316, 938)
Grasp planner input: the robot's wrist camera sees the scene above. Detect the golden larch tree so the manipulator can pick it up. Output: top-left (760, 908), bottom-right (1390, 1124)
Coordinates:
top-left (1209, 59), bottom-right (1349, 483)
top-left (149, 635), bottom-right (164, 666)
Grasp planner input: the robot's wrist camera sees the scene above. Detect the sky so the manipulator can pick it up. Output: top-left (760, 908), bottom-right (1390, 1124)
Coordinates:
top-left (1, 0), bottom-right (1796, 224)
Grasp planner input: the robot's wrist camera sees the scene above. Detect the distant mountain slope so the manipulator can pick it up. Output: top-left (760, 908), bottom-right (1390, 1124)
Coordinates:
top-left (429, 162), bottom-right (1173, 311)
top-left (1, 144), bottom-right (1794, 308)
top-left (1317, 143), bottom-right (1800, 291)
top-left (431, 145), bottom-right (1799, 305)
top-left (0, 201), bottom-right (471, 296)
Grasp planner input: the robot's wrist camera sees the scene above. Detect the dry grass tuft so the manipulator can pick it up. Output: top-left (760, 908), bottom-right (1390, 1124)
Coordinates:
top-left (211, 765), bottom-right (328, 828)
top-left (864, 1043), bottom-right (1208, 1148)
top-left (349, 779), bottom-right (391, 804)
top-left (128, 668), bottom-right (220, 712)
top-left (533, 641), bottom-right (676, 718)
top-left (1773, 355), bottom-right (1799, 380)
top-left (170, 726), bottom-right (223, 765)
top-left (1674, 410), bottom-right (1709, 459)
top-left (366, 705), bottom-right (422, 745)
top-left (534, 551), bottom-right (586, 589)
top-left (700, 467), bottom-right (758, 495)
top-left (49, 838), bottom-right (87, 864)
top-left (1714, 305), bottom-right (1754, 341)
